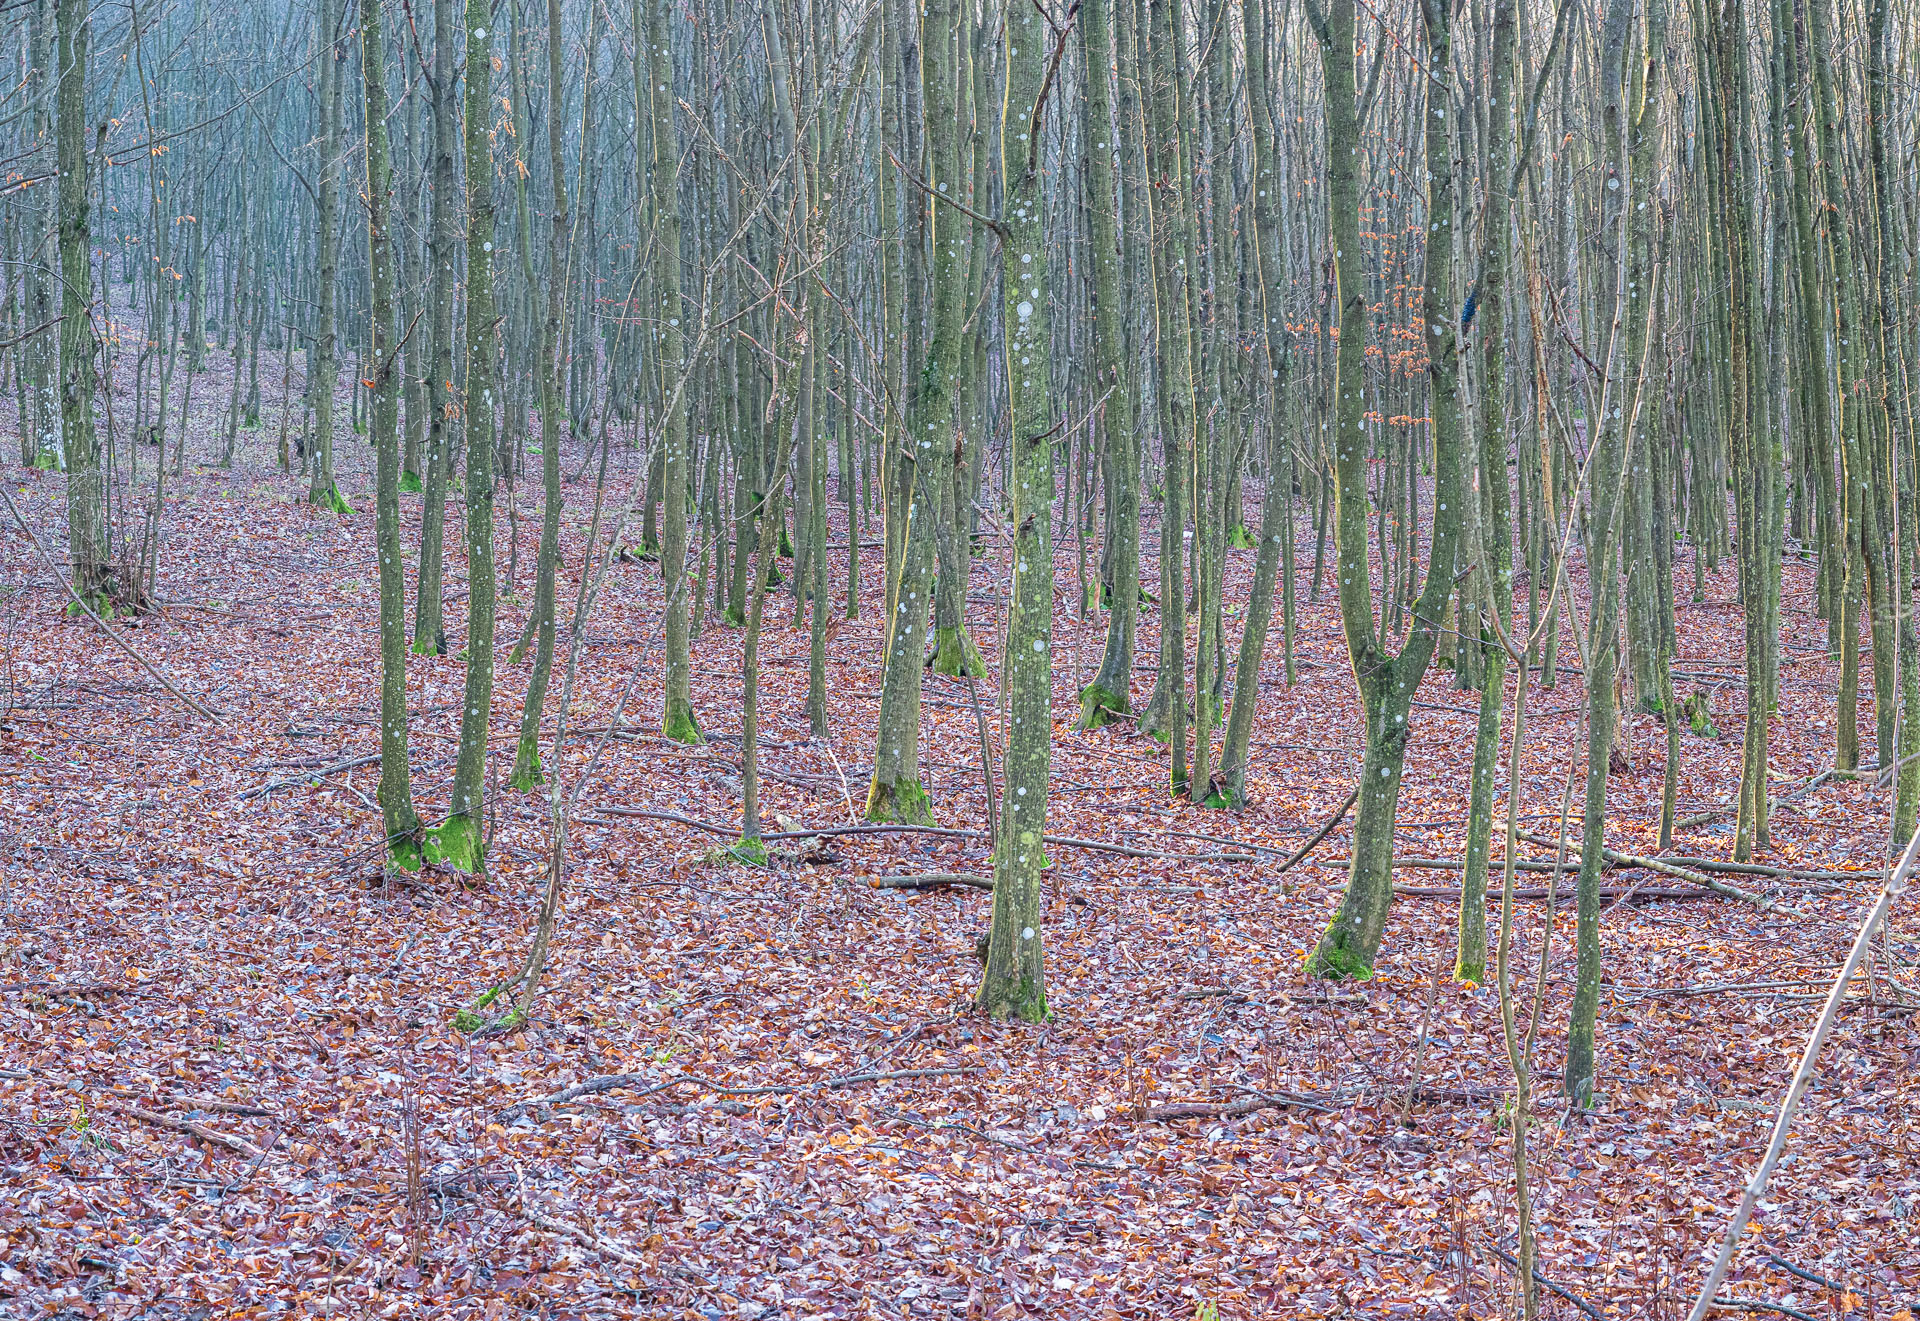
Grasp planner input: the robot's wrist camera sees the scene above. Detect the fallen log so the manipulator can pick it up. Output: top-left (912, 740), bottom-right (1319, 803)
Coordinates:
top-left (1393, 882), bottom-right (1715, 902)
top-left (1515, 831), bottom-right (1808, 918)
top-left (1273, 784), bottom-right (1361, 874)
top-left (868, 873), bottom-right (994, 892)
top-left (108, 1101), bottom-right (264, 1158)
top-left (500, 1065), bottom-right (983, 1121)
top-left (592, 808), bottom-right (1256, 863)
top-left (1143, 1090), bottom-right (1337, 1120)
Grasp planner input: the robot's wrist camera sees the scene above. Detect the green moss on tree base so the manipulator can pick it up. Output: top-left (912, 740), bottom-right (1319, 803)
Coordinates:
top-left (424, 812), bottom-right (485, 873)
top-left (312, 482), bottom-right (354, 515)
top-left (1453, 957), bottom-right (1485, 986)
top-left (979, 978), bottom-right (1050, 1024)
top-left (1226, 523), bottom-right (1258, 550)
top-left (1074, 682), bottom-right (1129, 730)
top-left (928, 625), bottom-right (987, 677)
top-left (399, 469), bottom-right (423, 493)
top-left (509, 745), bottom-right (543, 791)
top-left (387, 833), bottom-right (424, 873)
top-left (663, 700), bottom-right (703, 745)
top-left (451, 981), bottom-right (524, 1034)
top-left (1682, 691), bottom-right (1718, 738)
top-left (865, 776), bottom-right (935, 826)
top-left (1304, 931), bottom-right (1374, 981)
top-left (65, 594), bottom-right (114, 620)
top-left (729, 837), bottom-right (769, 867)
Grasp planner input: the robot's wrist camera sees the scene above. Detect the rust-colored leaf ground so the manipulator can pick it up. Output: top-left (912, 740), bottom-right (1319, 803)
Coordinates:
top-left (2, 363), bottom-right (1915, 1318)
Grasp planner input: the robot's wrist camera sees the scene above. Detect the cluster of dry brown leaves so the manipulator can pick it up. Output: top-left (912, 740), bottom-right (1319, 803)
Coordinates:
top-left (1, 348), bottom-right (1915, 1320)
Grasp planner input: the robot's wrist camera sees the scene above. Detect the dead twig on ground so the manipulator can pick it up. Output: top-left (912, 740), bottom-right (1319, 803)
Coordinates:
top-left (499, 1065), bottom-right (984, 1121)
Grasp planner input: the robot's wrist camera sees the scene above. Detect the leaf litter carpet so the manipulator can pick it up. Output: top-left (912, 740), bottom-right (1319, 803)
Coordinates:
top-left (1, 442), bottom-right (1915, 1319)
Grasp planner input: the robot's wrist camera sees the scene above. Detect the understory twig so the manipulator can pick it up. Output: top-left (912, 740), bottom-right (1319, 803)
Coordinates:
top-left (1480, 1244), bottom-right (1603, 1321)
top-left (1708, 1299), bottom-right (1818, 1321)
top-left (240, 753), bottom-right (382, 799)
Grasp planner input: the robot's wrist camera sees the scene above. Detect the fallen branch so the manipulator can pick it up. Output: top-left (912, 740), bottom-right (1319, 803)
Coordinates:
top-left (105, 1086), bottom-right (275, 1117)
top-left (1142, 1089), bottom-right (1338, 1120)
top-left (108, 1101), bottom-right (264, 1158)
top-left (220, 1125), bottom-right (284, 1195)
top-left (0, 483), bottom-right (225, 723)
top-left (518, 1204), bottom-right (646, 1267)
top-left (1393, 881), bottom-right (1717, 902)
top-left (1685, 821), bottom-right (1920, 1321)
top-left (240, 753), bottom-right (381, 800)
top-left (1327, 855), bottom-right (1606, 876)
top-left (1515, 831), bottom-right (1809, 918)
top-left (1176, 986), bottom-right (1367, 1006)
top-left (1756, 1251), bottom-right (1916, 1309)
top-left (1679, 769), bottom-right (1833, 829)
top-left (1643, 855), bottom-right (1868, 883)
top-left (593, 809), bottom-right (1256, 863)
top-left (1708, 1299), bottom-right (1818, 1321)
top-left (589, 805), bottom-right (737, 837)
top-left (1143, 1082), bottom-right (1497, 1122)
top-left (1274, 783), bottom-right (1361, 874)
top-left (868, 873), bottom-right (994, 892)
top-left (875, 1105), bottom-right (1130, 1172)
top-left (500, 1065), bottom-right (983, 1121)
top-left (0, 980), bottom-right (127, 997)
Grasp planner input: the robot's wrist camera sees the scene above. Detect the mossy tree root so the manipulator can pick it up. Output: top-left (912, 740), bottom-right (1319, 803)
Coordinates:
top-left (423, 812), bottom-right (485, 874)
top-left (864, 776), bottom-right (935, 826)
top-left (928, 625), bottom-right (988, 678)
top-left (1074, 681), bottom-right (1129, 730)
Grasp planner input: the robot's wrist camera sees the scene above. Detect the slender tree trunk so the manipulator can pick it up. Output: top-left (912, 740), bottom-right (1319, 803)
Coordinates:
top-left (56, 0), bottom-right (109, 607)
top-left (509, 0), bottom-right (572, 789)
top-left (1074, 0), bottom-right (1137, 729)
top-left (1135, 0), bottom-right (1193, 794)
top-left (648, 0), bottom-right (701, 744)
top-left (413, 0), bottom-right (459, 657)
top-left (364, 0), bottom-right (422, 870)
top-left (425, 0), bottom-right (499, 873)
top-left (865, 0), bottom-right (965, 822)
top-left (1567, 0), bottom-right (1636, 1105)
top-left (977, 0), bottom-right (1052, 1024)
top-left (1456, 0), bottom-right (1519, 985)
top-left (1215, 0), bottom-right (1294, 807)
top-left (306, 0), bottom-right (351, 514)
top-left (1304, 0), bottom-right (1467, 981)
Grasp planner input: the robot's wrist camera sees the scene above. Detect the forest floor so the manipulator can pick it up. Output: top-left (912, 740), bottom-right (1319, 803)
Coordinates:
top-left (1, 350), bottom-right (1916, 1319)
